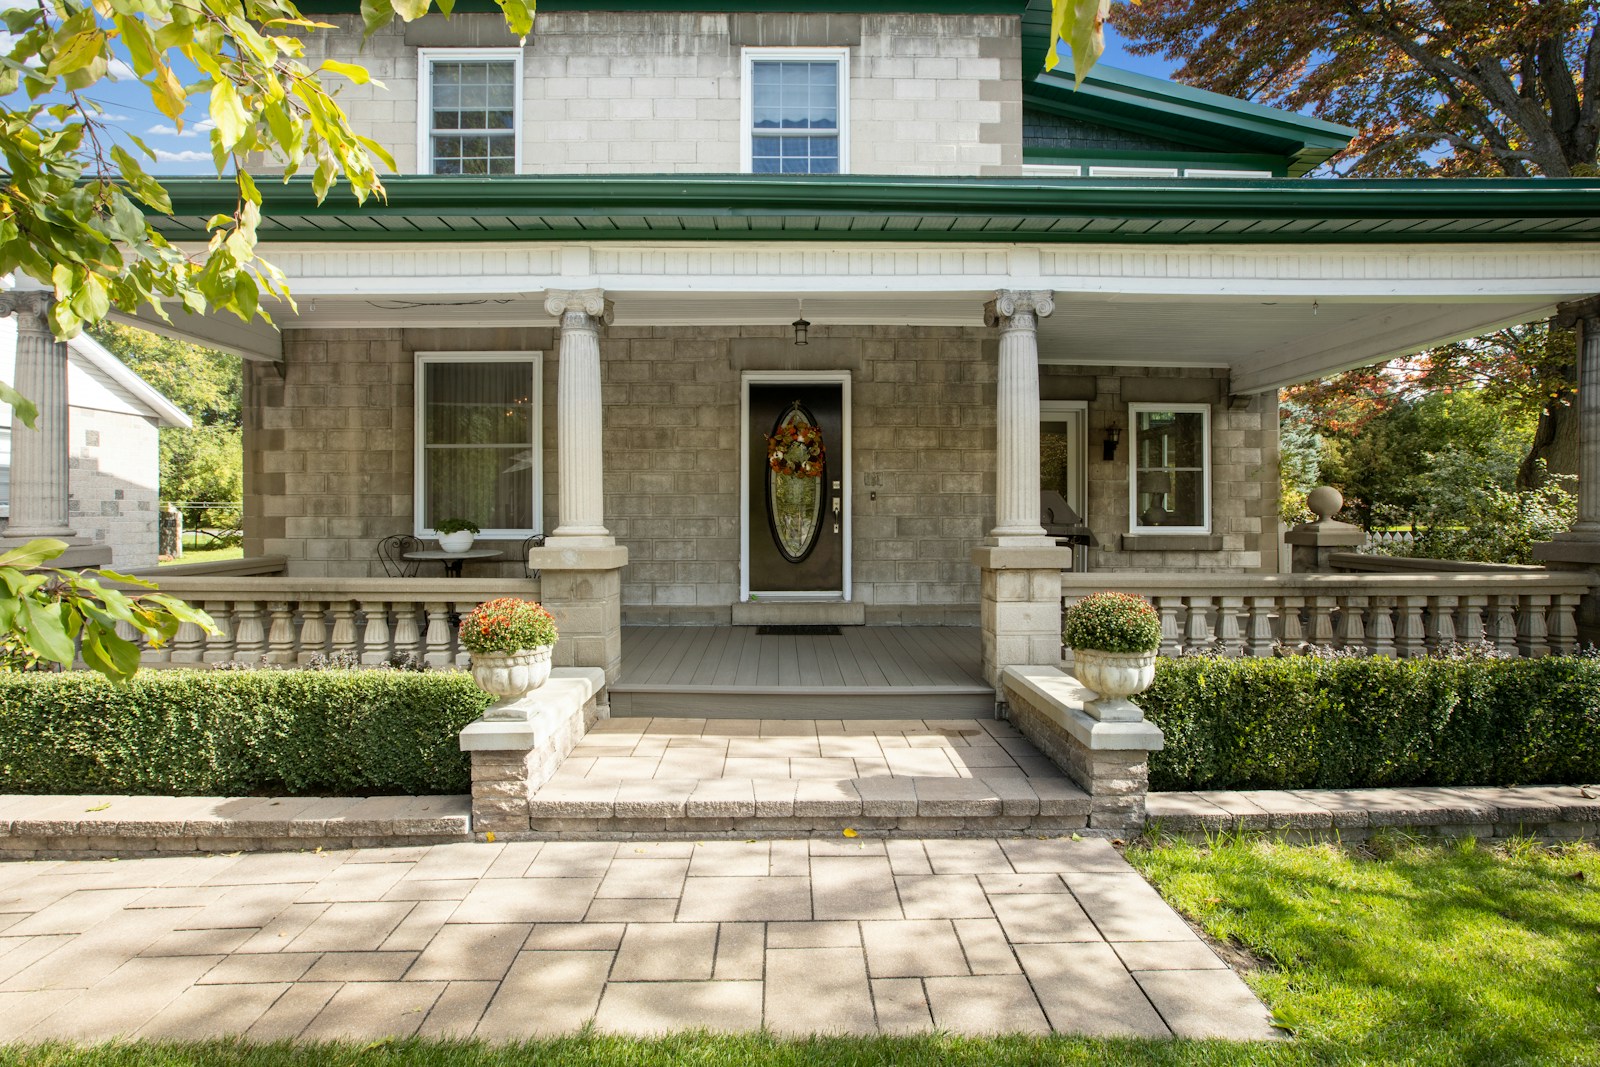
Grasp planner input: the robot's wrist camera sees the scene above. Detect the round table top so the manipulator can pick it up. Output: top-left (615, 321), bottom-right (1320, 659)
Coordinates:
top-left (402, 548), bottom-right (505, 562)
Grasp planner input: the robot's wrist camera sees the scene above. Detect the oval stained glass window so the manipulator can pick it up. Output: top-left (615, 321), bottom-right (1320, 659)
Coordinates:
top-left (765, 402), bottom-right (826, 564)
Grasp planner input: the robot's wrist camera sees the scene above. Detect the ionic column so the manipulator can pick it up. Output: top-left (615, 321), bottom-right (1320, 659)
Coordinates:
top-left (544, 288), bottom-right (613, 544)
top-left (0, 292), bottom-right (75, 541)
top-left (985, 289), bottom-right (1054, 545)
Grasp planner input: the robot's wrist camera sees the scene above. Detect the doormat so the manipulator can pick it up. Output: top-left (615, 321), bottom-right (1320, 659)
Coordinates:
top-left (756, 625), bottom-right (843, 636)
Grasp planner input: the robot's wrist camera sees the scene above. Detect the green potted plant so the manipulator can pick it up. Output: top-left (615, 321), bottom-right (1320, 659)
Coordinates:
top-left (434, 517), bottom-right (480, 553)
top-left (459, 597), bottom-right (560, 720)
top-left (1061, 591), bottom-right (1162, 715)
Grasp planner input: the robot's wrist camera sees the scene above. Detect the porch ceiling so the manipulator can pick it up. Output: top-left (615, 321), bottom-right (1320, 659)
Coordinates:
top-left (266, 289), bottom-right (1558, 395)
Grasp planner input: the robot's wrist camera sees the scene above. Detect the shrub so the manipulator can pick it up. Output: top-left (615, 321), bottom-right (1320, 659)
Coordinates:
top-left (1062, 592), bottom-right (1162, 654)
top-left (458, 598), bottom-right (559, 654)
top-left (1141, 655), bottom-right (1600, 792)
top-left (0, 670), bottom-right (491, 796)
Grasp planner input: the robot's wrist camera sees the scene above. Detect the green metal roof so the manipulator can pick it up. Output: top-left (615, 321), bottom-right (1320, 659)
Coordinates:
top-left (151, 174), bottom-right (1600, 244)
top-left (1018, 1), bottom-right (1352, 176)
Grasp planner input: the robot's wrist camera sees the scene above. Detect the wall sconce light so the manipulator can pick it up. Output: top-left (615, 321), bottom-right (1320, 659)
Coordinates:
top-left (792, 299), bottom-right (810, 346)
top-left (1102, 423), bottom-right (1121, 461)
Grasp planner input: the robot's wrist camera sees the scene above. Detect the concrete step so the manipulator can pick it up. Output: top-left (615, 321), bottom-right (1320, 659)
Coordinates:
top-left (607, 686), bottom-right (997, 718)
top-left (522, 774), bottom-right (1091, 837)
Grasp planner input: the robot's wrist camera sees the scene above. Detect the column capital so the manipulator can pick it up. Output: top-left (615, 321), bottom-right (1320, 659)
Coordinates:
top-left (544, 288), bottom-right (613, 326)
top-left (1556, 293), bottom-right (1600, 328)
top-left (0, 291), bottom-right (54, 329)
top-left (985, 289), bottom-right (1054, 330)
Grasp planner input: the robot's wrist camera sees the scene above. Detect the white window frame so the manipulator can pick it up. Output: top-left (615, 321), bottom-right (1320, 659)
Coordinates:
top-left (740, 46), bottom-right (851, 175)
top-left (416, 47), bottom-right (524, 176)
top-left (1039, 400), bottom-right (1088, 519)
top-left (1128, 402), bottom-right (1211, 535)
top-left (1021, 163), bottom-right (1084, 177)
top-left (1089, 165), bottom-right (1181, 178)
top-left (414, 351), bottom-right (542, 539)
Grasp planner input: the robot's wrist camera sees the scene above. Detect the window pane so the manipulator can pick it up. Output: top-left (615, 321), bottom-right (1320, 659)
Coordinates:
top-left (1040, 423), bottom-right (1076, 501)
top-left (1136, 410), bottom-right (1205, 469)
top-left (422, 360), bottom-right (536, 531)
top-left (752, 60), bottom-right (838, 132)
top-left (1135, 470), bottom-right (1205, 528)
top-left (431, 58), bottom-right (517, 172)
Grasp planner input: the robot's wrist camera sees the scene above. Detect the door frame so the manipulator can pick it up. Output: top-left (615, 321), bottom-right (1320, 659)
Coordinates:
top-left (740, 370), bottom-right (852, 602)
top-left (1039, 400), bottom-right (1089, 519)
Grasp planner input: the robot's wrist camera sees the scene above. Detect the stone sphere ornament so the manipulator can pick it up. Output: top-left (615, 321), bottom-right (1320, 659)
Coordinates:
top-left (1306, 486), bottom-right (1344, 522)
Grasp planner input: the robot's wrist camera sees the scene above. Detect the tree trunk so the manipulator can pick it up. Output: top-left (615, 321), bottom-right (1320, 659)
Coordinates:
top-left (1521, 397), bottom-right (1581, 488)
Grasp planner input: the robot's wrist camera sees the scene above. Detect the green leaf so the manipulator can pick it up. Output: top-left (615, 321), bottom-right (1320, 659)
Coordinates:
top-left (0, 380), bottom-right (39, 429)
top-left (20, 596), bottom-right (75, 664)
top-left (360, 0), bottom-right (397, 36)
top-left (0, 538), bottom-right (66, 570)
top-left (150, 62), bottom-right (187, 120)
top-left (495, 0), bottom-right (534, 41)
top-left (209, 78), bottom-right (250, 151)
top-left (319, 59), bottom-right (375, 85)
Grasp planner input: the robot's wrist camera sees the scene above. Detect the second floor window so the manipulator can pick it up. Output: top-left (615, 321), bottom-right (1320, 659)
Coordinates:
top-left (742, 48), bottom-right (848, 174)
top-left (420, 49), bottom-right (521, 175)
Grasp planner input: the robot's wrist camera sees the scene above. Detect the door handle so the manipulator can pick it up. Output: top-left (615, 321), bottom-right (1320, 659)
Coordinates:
top-left (832, 497), bottom-right (841, 515)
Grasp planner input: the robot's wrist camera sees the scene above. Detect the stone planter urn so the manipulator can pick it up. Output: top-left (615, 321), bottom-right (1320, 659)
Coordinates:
top-left (471, 646), bottom-right (554, 720)
top-left (438, 530), bottom-right (476, 553)
top-left (1071, 648), bottom-right (1157, 723)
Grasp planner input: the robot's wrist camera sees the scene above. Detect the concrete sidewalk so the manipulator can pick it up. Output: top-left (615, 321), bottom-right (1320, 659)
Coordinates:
top-left (0, 837), bottom-right (1277, 1042)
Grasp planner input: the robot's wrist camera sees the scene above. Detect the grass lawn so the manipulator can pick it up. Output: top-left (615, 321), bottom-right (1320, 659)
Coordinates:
top-left (158, 546), bottom-right (244, 566)
top-left (3, 835), bottom-right (1595, 1067)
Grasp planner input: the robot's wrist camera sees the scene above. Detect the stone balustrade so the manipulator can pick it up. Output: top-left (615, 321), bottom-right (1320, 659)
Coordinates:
top-left (119, 577), bottom-right (540, 669)
top-left (1060, 572), bottom-right (1595, 660)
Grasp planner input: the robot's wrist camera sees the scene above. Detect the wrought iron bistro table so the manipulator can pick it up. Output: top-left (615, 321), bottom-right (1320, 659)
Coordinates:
top-left (402, 548), bottom-right (504, 578)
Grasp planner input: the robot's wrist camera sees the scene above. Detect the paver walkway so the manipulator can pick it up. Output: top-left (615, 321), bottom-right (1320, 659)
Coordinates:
top-left (0, 837), bottom-right (1277, 1042)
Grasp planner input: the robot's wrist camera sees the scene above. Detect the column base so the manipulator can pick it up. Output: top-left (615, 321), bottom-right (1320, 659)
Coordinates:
top-left (529, 544), bottom-right (629, 683)
top-left (972, 545), bottom-right (1072, 689)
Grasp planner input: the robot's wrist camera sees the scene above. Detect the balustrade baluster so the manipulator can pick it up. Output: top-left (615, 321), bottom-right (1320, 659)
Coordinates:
top-left (1549, 594), bottom-right (1580, 655)
top-left (454, 601), bottom-right (477, 668)
top-left (1183, 596), bottom-right (1215, 653)
top-left (329, 600), bottom-right (358, 660)
top-left (1308, 596), bottom-right (1337, 647)
top-left (1427, 595), bottom-right (1459, 651)
top-left (1338, 595), bottom-right (1368, 652)
top-left (170, 615), bottom-right (206, 663)
top-left (1490, 595), bottom-right (1521, 657)
top-left (233, 601), bottom-right (266, 662)
top-left (1518, 594), bottom-right (1552, 658)
top-left (423, 602), bottom-right (453, 668)
top-left (1395, 596), bottom-right (1427, 657)
top-left (1245, 596), bottom-right (1276, 657)
top-left (296, 601), bottom-right (328, 665)
top-left (1459, 595), bottom-right (1488, 647)
top-left (1368, 597), bottom-right (1396, 657)
top-left (1216, 596), bottom-right (1245, 657)
top-left (1155, 596), bottom-right (1183, 657)
top-left (265, 601), bottom-right (297, 664)
top-left (1280, 596), bottom-right (1306, 646)
top-left (392, 603), bottom-right (422, 663)
top-left (359, 601), bottom-right (391, 665)
top-left (200, 601), bottom-right (234, 664)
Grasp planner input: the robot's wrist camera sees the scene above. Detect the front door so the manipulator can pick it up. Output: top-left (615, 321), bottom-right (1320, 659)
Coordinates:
top-left (746, 380), bottom-right (847, 596)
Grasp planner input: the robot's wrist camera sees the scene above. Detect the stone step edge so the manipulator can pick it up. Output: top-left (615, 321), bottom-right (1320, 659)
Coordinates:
top-left (1147, 784), bottom-right (1600, 835)
top-left (0, 793), bottom-right (472, 842)
top-left (524, 775), bottom-right (1092, 821)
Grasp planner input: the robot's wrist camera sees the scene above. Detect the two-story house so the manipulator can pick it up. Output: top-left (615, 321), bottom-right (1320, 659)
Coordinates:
top-left (5, 0), bottom-right (1594, 707)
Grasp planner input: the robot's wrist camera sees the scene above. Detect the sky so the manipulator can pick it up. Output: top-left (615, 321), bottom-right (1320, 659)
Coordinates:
top-left (7, 16), bottom-right (1182, 179)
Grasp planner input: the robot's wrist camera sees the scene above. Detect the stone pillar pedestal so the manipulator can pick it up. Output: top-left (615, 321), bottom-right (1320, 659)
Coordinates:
top-left (1536, 300), bottom-right (1600, 644)
top-left (1002, 665), bottom-right (1164, 833)
top-left (972, 545), bottom-right (1072, 690)
top-left (527, 543), bottom-right (629, 683)
top-left (458, 667), bottom-right (605, 835)
top-left (1285, 487), bottom-right (1365, 572)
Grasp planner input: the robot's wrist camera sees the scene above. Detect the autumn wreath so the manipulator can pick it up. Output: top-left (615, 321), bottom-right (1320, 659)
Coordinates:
top-left (766, 422), bottom-right (826, 479)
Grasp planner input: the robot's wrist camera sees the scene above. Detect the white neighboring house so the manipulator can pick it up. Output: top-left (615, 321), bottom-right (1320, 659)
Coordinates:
top-left (0, 318), bottom-right (191, 569)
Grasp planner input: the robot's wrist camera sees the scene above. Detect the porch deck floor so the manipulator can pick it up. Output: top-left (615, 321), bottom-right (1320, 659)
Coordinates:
top-left (611, 625), bottom-right (993, 717)
top-left (527, 716), bottom-right (1092, 837)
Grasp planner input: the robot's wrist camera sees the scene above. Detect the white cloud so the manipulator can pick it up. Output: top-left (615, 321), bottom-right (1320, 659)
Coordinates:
top-left (154, 148), bottom-right (210, 163)
top-left (146, 118), bottom-right (215, 139)
top-left (99, 113), bottom-right (131, 122)
top-left (106, 58), bottom-right (134, 81)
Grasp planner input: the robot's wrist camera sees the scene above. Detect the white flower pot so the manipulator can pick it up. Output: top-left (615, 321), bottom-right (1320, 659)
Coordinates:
top-left (437, 531), bottom-right (475, 553)
top-left (471, 646), bottom-right (553, 720)
top-left (1070, 648), bottom-right (1157, 723)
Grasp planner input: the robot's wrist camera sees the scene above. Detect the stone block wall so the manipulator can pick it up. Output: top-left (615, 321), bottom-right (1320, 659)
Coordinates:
top-left (67, 406), bottom-right (161, 569)
top-left (288, 11), bottom-right (1022, 176)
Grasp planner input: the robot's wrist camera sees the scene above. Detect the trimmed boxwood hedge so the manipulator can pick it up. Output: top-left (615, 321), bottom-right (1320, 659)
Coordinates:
top-left (1141, 655), bottom-right (1600, 793)
top-left (0, 670), bottom-right (491, 797)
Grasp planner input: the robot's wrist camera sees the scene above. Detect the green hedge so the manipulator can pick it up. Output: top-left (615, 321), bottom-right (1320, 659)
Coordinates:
top-left (0, 670), bottom-right (491, 796)
top-left (1142, 655), bottom-right (1600, 792)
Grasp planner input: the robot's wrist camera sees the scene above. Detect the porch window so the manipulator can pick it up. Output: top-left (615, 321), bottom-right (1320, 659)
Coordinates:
top-left (1129, 403), bottom-right (1210, 534)
top-left (741, 48), bottom-right (848, 174)
top-left (418, 49), bottom-right (521, 175)
top-left (415, 353), bottom-right (541, 538)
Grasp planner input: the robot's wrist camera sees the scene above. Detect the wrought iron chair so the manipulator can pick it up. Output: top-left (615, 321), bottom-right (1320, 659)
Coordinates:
top-left (377, 534), bottom-right (422, 578)
top-left (522, 534), bottom-right (546, 579)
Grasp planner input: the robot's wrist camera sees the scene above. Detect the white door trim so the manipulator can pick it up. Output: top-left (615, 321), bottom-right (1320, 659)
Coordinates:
top-left (740, 370), bottom-right (852, 602)
top-left (1039, 399), bottom-right (1088, 519)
